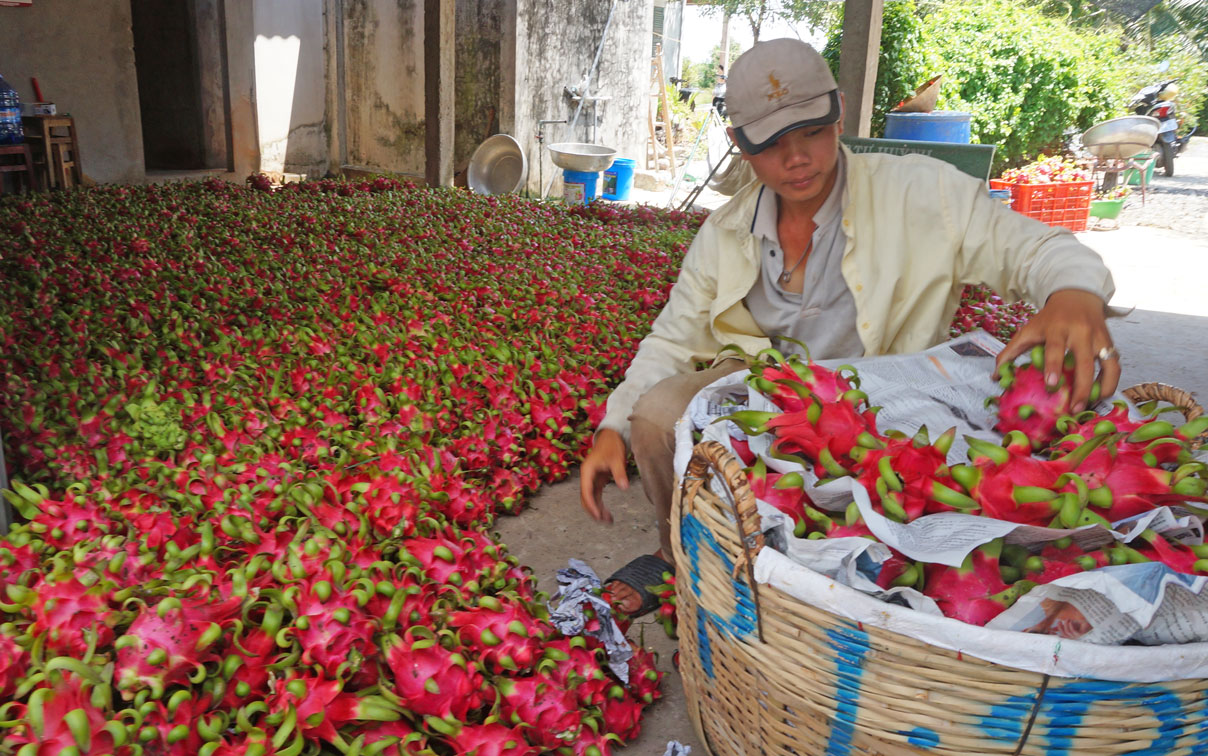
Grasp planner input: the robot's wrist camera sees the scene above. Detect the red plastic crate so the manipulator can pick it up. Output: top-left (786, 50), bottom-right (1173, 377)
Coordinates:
top-left (989, 178), bottom-right (1092, 233)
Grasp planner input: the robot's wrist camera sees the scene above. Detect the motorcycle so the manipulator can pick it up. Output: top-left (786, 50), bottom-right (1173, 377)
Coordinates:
top-left (1129, 79), bottom-right (1196, 177)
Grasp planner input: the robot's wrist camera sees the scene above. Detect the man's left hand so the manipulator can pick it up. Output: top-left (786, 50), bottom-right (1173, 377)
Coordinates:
top-left (995, 288), bottom-right (1118, 412)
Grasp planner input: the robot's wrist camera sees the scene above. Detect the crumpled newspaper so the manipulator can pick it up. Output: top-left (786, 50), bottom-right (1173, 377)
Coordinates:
top-left (547, 558), bottom-right (633, 683)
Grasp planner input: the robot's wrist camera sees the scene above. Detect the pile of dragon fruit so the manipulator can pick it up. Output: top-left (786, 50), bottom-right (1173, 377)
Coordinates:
top-left (948, 284), bottom-right (1035, 342)
top-left (996, 155), bottom-right (1092, 185)
top-left (728, 347), bottom-right (1208, 628)
top-left (0, 178), bottom-right (704, 755)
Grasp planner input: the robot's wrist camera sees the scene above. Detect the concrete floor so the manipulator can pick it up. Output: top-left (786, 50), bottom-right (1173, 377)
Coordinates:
top-left (496, 143), bottom-right (1208, 756)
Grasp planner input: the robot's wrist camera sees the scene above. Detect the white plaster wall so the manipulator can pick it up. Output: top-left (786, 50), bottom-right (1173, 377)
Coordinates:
top-left (514, 0), bottom-right (653, 195)
top-left (0, 0), bottom-right (145, 184)
top-left (341, 0), bottom-right (426, 174)
top-left (253, 0), bottom-right (329, 177)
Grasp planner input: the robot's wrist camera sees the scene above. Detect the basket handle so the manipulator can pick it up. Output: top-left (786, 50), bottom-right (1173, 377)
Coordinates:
top-left (1122, 382), bottom-right (1205, 448)
top-left (686, 440), bottom-right (766, 551)
top-left (683, 440), bottom-right (766, 640)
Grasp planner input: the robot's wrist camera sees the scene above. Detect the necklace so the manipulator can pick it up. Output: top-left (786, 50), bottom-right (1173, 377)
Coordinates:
top-left (779, 238), bottom-right (814, 285)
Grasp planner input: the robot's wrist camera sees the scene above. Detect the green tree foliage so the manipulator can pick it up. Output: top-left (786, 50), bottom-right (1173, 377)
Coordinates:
top-left (1028, 0), bottom-right (1207, 130)
top-left (822, 0), bottom-right (929, 137)
top-left (681, 41), bottom-right (745, 88)
top-left (694, 0), bottom-right (838, 45)
top-left (918, 0), bottom-right (1126, 171)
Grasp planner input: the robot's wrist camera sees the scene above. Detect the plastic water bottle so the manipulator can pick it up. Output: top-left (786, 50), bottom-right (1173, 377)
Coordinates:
top-left (0, 74), bottom-right (22, 145)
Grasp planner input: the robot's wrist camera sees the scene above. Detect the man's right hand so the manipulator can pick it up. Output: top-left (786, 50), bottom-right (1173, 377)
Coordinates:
top-left (579, 428), bottom-right (629, 524)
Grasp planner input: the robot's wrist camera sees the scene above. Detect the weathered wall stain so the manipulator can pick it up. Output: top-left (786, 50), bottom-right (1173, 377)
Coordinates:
top-left (342, 0), bottom-right (426, 174)
top-left (455, 0), bottom-right (505, 171)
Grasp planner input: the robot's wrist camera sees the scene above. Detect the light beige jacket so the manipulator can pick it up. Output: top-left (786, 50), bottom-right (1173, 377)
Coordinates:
top-left (599, 146), bottom-right (1115, 442)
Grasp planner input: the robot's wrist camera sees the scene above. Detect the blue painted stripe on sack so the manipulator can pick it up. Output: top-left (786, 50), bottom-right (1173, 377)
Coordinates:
top-left (979, 681), bottom-right (1188, 756)
top-left (977, 698), bottom-right (1036, 742)
top-left (680, 513), bottom-right (759, 638)
top-left (823, 625), bottom-right (869, 756)
top-left (900, 727), bottom-right (939, 748)
top-left (696, 609), bottom-right (715, 679)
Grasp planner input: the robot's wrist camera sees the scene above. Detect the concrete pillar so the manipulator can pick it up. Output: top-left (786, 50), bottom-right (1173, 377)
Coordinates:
top-left (425, 0), bottom-right (455, 186)
top-left (499, 0), bottom-right (517, 136)
top-left (224, 0), bottom-right (261, 176)
top-left (196, 0), bottom-right (231, 170)
top-left (326, 0), bottom-right (348, 173)
top-left (838, 0), bottom-right (883, 138)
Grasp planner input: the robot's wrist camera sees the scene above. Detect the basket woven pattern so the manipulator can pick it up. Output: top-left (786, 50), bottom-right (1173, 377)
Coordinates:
top-left (673, 440), bottom-right (1208, 756)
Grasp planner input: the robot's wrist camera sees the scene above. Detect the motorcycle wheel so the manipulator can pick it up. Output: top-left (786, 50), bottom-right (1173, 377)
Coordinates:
top-left (1158, 140), bottom-right (1175, 177)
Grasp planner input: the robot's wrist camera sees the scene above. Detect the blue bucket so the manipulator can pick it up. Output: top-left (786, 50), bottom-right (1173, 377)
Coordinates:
top-left (562, 169), bottom-right (599, 205)
top-left (602, 158), bottom-right (636, 201)
top-left (884, 111), bottom-right (972, 144)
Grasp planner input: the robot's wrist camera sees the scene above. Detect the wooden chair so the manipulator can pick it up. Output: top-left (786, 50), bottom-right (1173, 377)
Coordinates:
top-left (0, 143), bottom-right (38, 194)
top-left (22, 115), bottom-right (82, 189)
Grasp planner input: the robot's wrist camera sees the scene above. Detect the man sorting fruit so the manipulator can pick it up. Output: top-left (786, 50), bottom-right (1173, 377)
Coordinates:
top-left (578, 38), bottom-right (1120, 618)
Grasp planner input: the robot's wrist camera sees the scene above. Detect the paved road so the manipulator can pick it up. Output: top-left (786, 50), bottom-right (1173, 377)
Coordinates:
top-left (1075, 133), bottom-right (1208, 404)
top-left (1116, 135), bottom-right (1208, 236)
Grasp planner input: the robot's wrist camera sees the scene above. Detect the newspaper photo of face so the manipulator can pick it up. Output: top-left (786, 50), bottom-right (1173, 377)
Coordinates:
top-left (1022, 598), bottom-right (1092, 639)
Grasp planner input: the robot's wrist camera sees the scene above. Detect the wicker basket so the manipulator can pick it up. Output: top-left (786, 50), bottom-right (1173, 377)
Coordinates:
top-left (672, 384), bottom-right (1208, 756)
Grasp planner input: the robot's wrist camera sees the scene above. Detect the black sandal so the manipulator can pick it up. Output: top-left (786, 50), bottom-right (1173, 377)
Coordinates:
top-left (603, 553), bottom-right (676, 618)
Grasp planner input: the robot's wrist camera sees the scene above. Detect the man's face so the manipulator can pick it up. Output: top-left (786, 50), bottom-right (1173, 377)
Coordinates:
top-left (731, 121), bottom-right (843, 207)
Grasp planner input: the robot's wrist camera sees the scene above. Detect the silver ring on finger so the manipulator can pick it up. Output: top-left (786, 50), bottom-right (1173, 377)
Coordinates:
top-left (1097, 346), bottom-right (1119, 362)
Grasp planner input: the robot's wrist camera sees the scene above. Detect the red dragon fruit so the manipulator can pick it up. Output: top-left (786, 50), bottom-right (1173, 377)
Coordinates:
top-left (746, 459), bottom-right (811, 532)
top-left (6, 572), bottom-right (120, 658)
top-left (924, 539), bottom-right (1032, 626)
top-left (950, 434), bottom-right (1072, 525)
top-left (114, 593), bottom-right (242, 700)
top-left (497, 674), bottom-right (585, 749)
top-left (264, 669), bottom-right (401, 746)
top-left (433, 721), bottom-right (538, 756)
top-left (345, 719), bottom-right (430, 755)
top-left (0, 633), bottom-right (28, 699)
top-left (130, 691), bottom-right (212, 755)
top-left (1, 671), bottom-right (124, 756)
top-left (538, 637), bottom-right (613, 707)
top-left (989, 346), bottom-right (1094, 450)
top-left (595, 690), bottom-right (645, 741)
top-left (286, 571), bottom-right (378, 673)
top-left (382, 627), bottom-right (489, 722)
top-left (447, 595), bottom-right (552, 673)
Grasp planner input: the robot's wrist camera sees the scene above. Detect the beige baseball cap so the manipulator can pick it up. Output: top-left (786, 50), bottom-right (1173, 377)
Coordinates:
top-left (727, 38), bottom-right (841, 154)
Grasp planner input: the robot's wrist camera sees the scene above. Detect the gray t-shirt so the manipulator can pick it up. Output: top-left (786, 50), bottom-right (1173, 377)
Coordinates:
top-left (743, 155), bottom-right (865, 360)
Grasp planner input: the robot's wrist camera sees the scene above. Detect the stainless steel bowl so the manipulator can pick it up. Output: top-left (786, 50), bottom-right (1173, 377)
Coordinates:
top-left (467, 134), bottom-right (527, 195)
top-left (547, 142), bottom-right (617, 173)
top-left (1082, 116), bottom-right (1160, 160)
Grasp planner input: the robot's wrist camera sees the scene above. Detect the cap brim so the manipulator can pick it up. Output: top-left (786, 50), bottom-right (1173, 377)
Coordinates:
top-left (733, 90), bottom-right (842, 155)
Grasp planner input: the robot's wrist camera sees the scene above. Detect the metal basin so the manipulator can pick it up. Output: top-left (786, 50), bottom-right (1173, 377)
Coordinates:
top-left (467, 134), bottom-right (527, 195)
top-left (1082, 116), bottom-right (1160, 160)
top-left (547, 142), bottom-right (617, 173)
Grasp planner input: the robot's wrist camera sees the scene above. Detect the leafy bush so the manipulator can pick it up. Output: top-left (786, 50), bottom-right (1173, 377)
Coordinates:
top-left (822, 0), bottom-right (929, 137)
top-left (918, 0), bottom-right (1123, 171)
